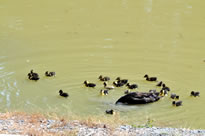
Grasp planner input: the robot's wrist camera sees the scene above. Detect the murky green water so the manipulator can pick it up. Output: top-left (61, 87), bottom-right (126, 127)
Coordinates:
top-left (0, 0), bottom-right (205, 129)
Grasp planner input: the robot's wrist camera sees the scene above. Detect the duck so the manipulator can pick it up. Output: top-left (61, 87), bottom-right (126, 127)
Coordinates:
top-left (98, 75), bottom-right (110, 81)
top-left (170, 93), bottom-right (176, 99)
top-left (59, 90), bottom-right (69, 97)
top-left (100, 90), bottom-right (109, 95)
top-left (156, 81), bottom-right (163, 87)
top-left (115, 92), bottom-right (161, 105)
top-left (144, 74), bottom-right (157, 81)
top-left (190, 91), bottom-right (200, 97)
top-left (103, 82), bottom-right (114, 90)
top-left (105, 109), bottom-right (115, 115)
top-left (161, 84), bottom-right (170, 92)
top-left (28, 70), bottom-right (40, 81)
top-left (116, 77), bottom-right (128, 85)
top-left (172, 101), bottom-right (182, 106)
top-left (113, 81), bottom-right (124, 87)
top-left (124, 90), bottom-right (131, 94)
top-left (45, 71), bottom-right (55, 77)
top-left (160, 89), bottom-right (168, 96)
top-left (126, 83), bottom-right (138, 89)
top-left (84, 80), bottom-right (96, 87)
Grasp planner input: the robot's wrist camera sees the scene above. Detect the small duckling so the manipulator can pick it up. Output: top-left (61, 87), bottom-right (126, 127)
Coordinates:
top-left (113, 81), bottom-right (124, 87)
top-left (105, 109), bottom-right (115, 115)
top-left (156, 81), bottom-right (163, 87)
top-left (172, 101), bottom-right (182, 106)
top-left (59, 90), bottom-right (69, 97)
top-left (190, 91), bottom-right (200, 97)
top-left (126, 83), bottom-right (138, 89)
top-left (98, 75), bottom-right (110, 81)
top-left (116, 77), bottom-right (128, 84)
top-left (84, 80), bottom-right (96, 87)
top-left (104, 82), bottom-right (114, 90)
top-left (100, 90), bottom-right (109, 95)
top-left (162, 84), bottom-right (170, 91)
top-left (45, 71), bottom-right (55, 77)
top-left (28, 70), bottom-right (40, 81)
top-left (170, 93), bottom-right (176, 99)
top-left (160, 89), bottom-right (168, 96)
top-left (144, 74), bottom-right (157, 81)
top-left (124, 90), bottom-right (131, 94)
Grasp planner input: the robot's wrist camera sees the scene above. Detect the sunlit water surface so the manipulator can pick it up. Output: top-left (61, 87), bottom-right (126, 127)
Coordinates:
top-left (0, 0), bottom-right (205, 129)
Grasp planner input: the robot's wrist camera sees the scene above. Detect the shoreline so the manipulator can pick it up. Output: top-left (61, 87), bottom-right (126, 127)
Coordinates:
top-left (0, 112), bottom-right (204, 136)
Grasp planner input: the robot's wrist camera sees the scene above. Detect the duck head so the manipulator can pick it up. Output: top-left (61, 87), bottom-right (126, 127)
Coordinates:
top-left (59, 90), bottom-right (63, 95)
top-left (116, 77), bottom-right (121, 81)
top-left (99, 75), bottom-right (103, 79)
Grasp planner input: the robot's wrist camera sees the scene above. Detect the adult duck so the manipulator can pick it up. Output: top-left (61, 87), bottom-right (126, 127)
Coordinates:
top-left (144, 74), bottom-right (157, 81)
top-left (115, 92), bottom-right (161, 105)
top-left (84, 80), bottom-right (96, 87)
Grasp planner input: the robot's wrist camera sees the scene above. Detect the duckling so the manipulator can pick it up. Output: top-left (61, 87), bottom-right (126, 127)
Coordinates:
top-left (162, 84), bottom-right (170, 91)
top-left (113, 81), bottom-right (124, 87)
top-left (104, 82), bottom-right (114, 90)
top-left (156, 81), bottom-right (163, 87)
top-left (124, 90), bottom-right (131, 94)
top-left (144, 74), bottom-right (157, 81)
top-left (28, 70), bottom-right (40, 81)
top-left (126, 83), bottom-right (138, 89)
top-left (100, 90), bottom-right (109, 95)
top-left (116, 77), bottom-right (128, 85)
top-left (172, 101), bottom-right (182, 106)
top-left (45, 71), bottom-right (55, 77)
top-left (190, 91), bottom-right (200, 97)
top-left (160, 89), bottom-right (168, 96)
top-left (59, 90), bottom-right (69, 97)
top-left (170, 93), bottom-right (176, 99)
top-left (105, 109), bottom-right (115, 115)
top-left (175, 95), bottom-right (179, 99)
top-left (84, 80), bottom-right (96, 87)
top-left (98, 75), bottom-right (110, 81)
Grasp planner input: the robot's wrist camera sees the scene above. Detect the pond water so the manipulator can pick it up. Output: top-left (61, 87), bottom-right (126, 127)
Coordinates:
top-left (0, 0), bottom-right (205, 129)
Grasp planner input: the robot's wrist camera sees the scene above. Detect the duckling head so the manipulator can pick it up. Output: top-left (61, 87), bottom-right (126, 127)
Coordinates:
top-left (116, 77), bottom-right (121, 81)
top-left (126, 83), bottom-right (130, 86)
top-left (190, 91), bottom-right (195, 96)
top-left (84, 80), bottom-right (88, 85)
top-left (30, 69), bottom-right (34, 74)
top-left (172, 101), bottom-right (176, 105)
top-left (103, 82), bottom-right (107, 86)
top-left (144, 74), bottom-right (148, 78)
top-left (99, 75), bottom-right (103, 79)
top-left (59, 90), bottom-right (63, 95)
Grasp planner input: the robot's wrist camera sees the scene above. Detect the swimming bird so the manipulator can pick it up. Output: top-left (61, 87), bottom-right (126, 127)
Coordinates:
top-left (170, 93), bottom-right (176, 99)
top-left (45, 71), bottom-right (55, 77)
top-left (113, 81), bottom-right (124, 87)
top-left (84, 80), bottom-right (96, 87)
top-left (144, 74), bottom-right (157, 81)
top-left (124, 90), bottom-right (131, 94)
top-left (126, 83), bottom-right (138, 89)
top-left (105, 109), bottom-right (115, 115)
top-left (190, 91), bottom-right (200, 97)
top-left (172, 101), bottom-right (182, 106)
top-left (162, 84), bottom-right (170, 92)
top-left (100, 90), bottom-right (109, 95)
top-left (98, 75), bottom-right (110, 81)
top-left (115, 92), bottom-right (161, 105)
top-left (103, 82), bottom-right (114, 90)
top-left (156, 81), bottom-right (163, 87)
top-left (59, 90), bottom-right (69, 97)
top-left (116, 77), bottom-right (128, 85)
top-left (28, 70), bottom-right (40, 81)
